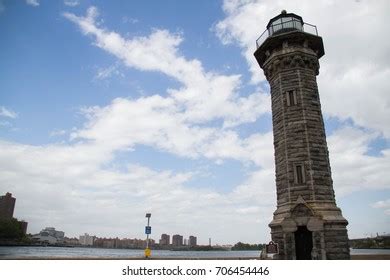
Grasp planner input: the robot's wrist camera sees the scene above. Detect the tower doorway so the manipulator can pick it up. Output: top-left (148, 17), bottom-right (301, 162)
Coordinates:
top-left (294, 226), bottom-right (313, 260)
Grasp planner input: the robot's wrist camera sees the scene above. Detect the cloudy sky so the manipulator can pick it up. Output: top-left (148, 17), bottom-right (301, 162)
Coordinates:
top-left (0, 0), bottom-right (389, 245)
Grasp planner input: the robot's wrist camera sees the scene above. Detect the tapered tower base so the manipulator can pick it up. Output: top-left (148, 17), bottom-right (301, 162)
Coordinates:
top-left (270, 199), bottom-right (349, 259)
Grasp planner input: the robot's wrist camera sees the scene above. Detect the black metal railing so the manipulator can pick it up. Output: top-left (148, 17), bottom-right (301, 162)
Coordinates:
top-left (256, 19), bottom-right (318, 48)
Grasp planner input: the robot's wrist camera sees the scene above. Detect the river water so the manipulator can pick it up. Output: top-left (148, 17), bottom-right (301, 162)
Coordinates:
top-left (0, 246), bottom-right (389, 259)
top-left (0, 246), bottom-right (260, 259)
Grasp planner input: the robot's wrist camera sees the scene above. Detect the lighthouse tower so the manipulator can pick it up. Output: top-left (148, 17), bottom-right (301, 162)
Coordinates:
top-left (254, 11), bottom-right (350, 259)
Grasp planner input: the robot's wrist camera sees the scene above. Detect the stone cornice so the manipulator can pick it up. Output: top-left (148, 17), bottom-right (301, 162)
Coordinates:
top-left (263, 50), bottom-right (320, 80)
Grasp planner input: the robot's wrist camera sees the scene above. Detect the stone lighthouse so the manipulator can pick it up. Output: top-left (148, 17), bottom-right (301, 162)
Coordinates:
top-left (254, 11), bottom-right (350, 259)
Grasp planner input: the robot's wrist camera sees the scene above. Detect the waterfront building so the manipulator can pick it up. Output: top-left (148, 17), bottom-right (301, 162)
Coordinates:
top-left (93, 237), bottom-right (155, 249)
top-left (79, 233), bottom-right (95, 246)
top-left (32, 227), bottom-right (65, 244)
top-left (0, 192), bottom-right (28, 235)
top-left (18, 221), bottom-right (28, 235)
top-left (63, 237), bottom-right (80, 246)
top-left (159, 234), bottom-right (170, 246)
top-left (116, 238), bottom-right (152, 249)
top-left (0, 192), bottom-right (15, 219)
top-left (188, 236), bottom-right (197, 247)
top-left (254, 11), bottom-right (350, 259)
top-left (93, 237), bottom-right (117, 248)
top-left (115, 238), bottom-right (142, 249)
top-left (172, 234), bottom-right (183, 246)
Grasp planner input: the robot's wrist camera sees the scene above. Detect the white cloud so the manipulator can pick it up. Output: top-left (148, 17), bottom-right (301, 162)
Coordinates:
top-left (71, 97), bottom-right (271, 165)
top-left (236, 206), bottom-right (260, 214)
top-left (26, 0), bottom-right (39, 7)
top-left (63, 7), bottom-right (270, 127)
top-left (328, 126), bottom-right (390, 196)
top-left (371, 199), bottom-right (390, 209)
top-left (62, 6), bottom-right (273, 166)
top-left (371, 199), bottom-right (390, 216)
top-left (64, 7), bottom-right (200, 83)
top-left (122, 16), bottom-right (139, 24)
top-left (0, 106), bottom-right (18, 119)
top-left (94, 64), bottom-right (123, 80)
top-left (49, 129), bottom-right (67, 137)
top-left (64, 0), bottom-right (79, 7)
top-left (215, 0), bottom-right (390, 137)
top-left (320, 64), bottom-right (390, 137)
top-left (0, 139), bottom-right (273, 242)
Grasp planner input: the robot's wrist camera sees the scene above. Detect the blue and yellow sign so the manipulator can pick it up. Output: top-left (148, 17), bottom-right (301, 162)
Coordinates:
top-left (145, 226), bottom-right (151, 234)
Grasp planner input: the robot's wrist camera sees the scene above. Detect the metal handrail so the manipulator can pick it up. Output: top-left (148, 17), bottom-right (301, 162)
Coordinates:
top-left (256, 20), bottom-right (318, 49)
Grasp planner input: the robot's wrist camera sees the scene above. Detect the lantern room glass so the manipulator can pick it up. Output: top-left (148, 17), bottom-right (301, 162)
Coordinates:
top-left (268, 16), bottom-right (303, 36)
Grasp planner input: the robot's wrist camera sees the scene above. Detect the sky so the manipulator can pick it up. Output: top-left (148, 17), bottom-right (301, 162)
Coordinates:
top-left (0, 0), bottom-right (389, 245)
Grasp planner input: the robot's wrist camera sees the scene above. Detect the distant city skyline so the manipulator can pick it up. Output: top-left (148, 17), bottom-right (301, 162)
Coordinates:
top-left (0, 1), bottom-right (389, 244)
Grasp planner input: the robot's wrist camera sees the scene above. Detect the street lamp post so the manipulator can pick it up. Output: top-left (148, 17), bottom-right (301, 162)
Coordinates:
top-left (145, 213), bottom-right (151, 258)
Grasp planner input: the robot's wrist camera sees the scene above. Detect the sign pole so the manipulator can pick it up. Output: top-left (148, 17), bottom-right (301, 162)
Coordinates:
top-left (146, 215), bottom-right (150, 248)
top-left (144, 213), bottom-right (151, 258)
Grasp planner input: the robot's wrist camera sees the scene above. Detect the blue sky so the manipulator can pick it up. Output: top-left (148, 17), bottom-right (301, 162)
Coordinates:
top-left (0, 0), bottom-right (389, 244)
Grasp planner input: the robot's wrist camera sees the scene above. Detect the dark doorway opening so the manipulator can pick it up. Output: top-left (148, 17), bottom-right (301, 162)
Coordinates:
top-left (294, 226), bottom-right (313, 260)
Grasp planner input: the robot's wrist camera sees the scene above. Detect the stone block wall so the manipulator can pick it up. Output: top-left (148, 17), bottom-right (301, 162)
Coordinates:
top-left (257, 37), bottom-right (350, 260)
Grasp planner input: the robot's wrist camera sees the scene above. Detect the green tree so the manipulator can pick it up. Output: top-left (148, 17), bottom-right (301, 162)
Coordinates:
top-left (231, 242), bottom-right (264, 251)
top-left (0, 218), bottom-right (24, 240)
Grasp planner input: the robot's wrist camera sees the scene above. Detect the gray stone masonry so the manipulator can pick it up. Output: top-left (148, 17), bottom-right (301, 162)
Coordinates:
top-left (254, 23), bottom-right (350, 259)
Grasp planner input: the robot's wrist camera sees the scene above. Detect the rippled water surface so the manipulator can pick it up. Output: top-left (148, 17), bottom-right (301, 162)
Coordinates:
top-left (0, 246), bottom-right (388, 259)
top-left (0, 246), bottom-right (260, 258)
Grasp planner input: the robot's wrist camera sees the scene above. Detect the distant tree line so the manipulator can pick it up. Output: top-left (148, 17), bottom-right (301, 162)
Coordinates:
top-left (169, 245), bottom-right (228, 251)
top-left (231, 242), bottom-right (264, 251)
top-left (350, 237), bottom-right (390, 249)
